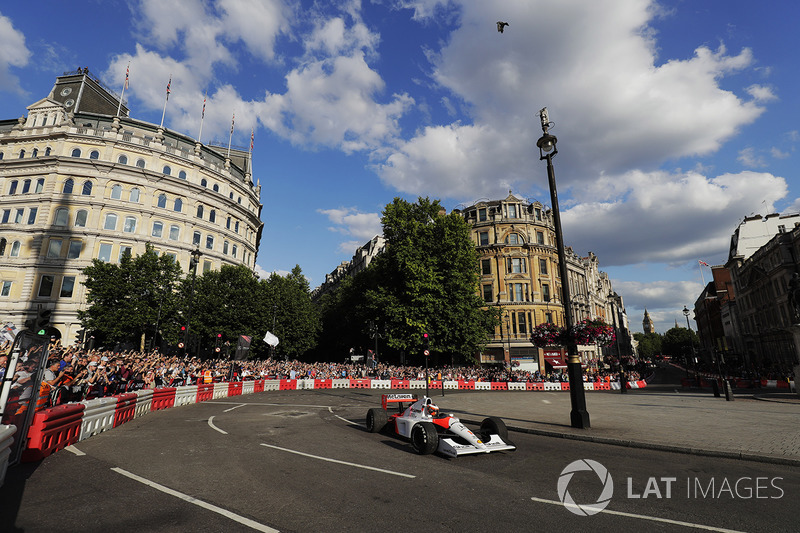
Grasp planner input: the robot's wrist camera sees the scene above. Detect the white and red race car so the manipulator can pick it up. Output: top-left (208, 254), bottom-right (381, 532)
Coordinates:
top-left (365, 394), bottom-right (516, 457)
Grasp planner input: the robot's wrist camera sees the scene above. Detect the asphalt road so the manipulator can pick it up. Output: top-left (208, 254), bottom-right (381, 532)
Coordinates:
top-left (1, 388), bottom-right (798, 533)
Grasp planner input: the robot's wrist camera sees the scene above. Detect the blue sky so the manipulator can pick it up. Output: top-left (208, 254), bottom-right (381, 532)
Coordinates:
top-left (1, 0), bottom-right (798, 333)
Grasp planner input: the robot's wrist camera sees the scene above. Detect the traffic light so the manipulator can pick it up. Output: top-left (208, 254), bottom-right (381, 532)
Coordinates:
top-left (75, 329), bottom-right (86, 346)
top-left (215, 333), bottom-right (222, 353)
top-left (423, 332), bottom-right (429, 351)
top-left (35, 307), bottom-right (52, 335)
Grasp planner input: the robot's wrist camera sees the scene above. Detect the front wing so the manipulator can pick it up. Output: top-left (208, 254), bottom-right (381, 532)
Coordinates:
top-left (437, 434), bottom-right (516, 458)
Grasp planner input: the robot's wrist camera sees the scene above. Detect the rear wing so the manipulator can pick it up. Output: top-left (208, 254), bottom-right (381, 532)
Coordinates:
top-left (381, 393), bottom-right (417, 410)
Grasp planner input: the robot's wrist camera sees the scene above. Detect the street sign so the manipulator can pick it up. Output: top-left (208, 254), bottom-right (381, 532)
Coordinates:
top-left (424, 349), bottom-right (429, 356)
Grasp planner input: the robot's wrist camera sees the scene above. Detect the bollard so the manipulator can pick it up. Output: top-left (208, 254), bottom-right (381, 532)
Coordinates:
top-left (712, 379), bottom-right (721, 398)
top-left (724, 379), bottom-right (734, 401)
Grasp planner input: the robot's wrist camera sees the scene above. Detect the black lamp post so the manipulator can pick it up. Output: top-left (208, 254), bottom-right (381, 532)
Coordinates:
top-left (537, 107), bottom-right (590, 429)
top-left (183, 249), bottom-right (202, 355)
top-left (683, 305), bottom-right (699, 385)
top-left (609, 292), bottom-right (626, 394)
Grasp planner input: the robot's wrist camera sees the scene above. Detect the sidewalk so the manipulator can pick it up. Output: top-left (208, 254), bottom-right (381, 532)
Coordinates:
top-left (436, 386), bottom-right (800, 466)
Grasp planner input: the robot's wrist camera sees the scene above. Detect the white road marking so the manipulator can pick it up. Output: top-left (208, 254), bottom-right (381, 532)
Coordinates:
top-left (334, 414), bottom-right (361, 426)
top-left (260, 443), bottom-right (415, 479)
top-left (111, 467), bottom-right (278, 532)
top-left (207, 416), bottom-right (228, 435)
top-left (224, 404), bottom-right (246, 413)
top-left (65, 445), bottom-right (85, 456)
top-left (204, 401), bottom-right (352, 409)
top-left (530, 497), bottom-right (746, 532)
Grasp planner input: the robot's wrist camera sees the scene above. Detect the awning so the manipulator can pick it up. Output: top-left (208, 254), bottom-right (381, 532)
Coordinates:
top-left (543, 353), bottom-right (567, 369)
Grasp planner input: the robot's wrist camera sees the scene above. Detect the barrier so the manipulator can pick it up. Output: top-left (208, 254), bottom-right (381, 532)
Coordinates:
top-left (593, 382), bottom-right (610, 391)
top-left (428, 381), bottom-right (442, 389)
top-left (458, 380), bottom-right (475, 390)
top-left (79, 397), bottom-right (116, 440)
top-left (560, 382), bottom-right (570, 391)
top-left (196, 383), bottom-right (214, 402)
top-left (475, 382), bottom-right (491, 391)
top-left (263, 380), bottom-right (281, 391)
top-left (253, 380), bottom-right (265, 393)
top-left (228, 382), bottom-right (244, 397)
top-left (331, 379), bottom-right (350, 389)
top-left (371, 380), bottom-right (391, 389)
top-left (543, 382), bottom-right (560, 391)
top-left (1, 425), bottom-right (17, 487)
top-left (314, 379), bottom-right (333, 389)
top-left (22, 403), bottom-right (84, 462)
top-left (409, 380), bottom-right (426, 389)
top-left (134, 389), bottom-right (153, 417)
top-left (151, 388), bottom-right (177, 411)
top-left (443, 381), bottom-right (459, 390)
top-left (213, 383), bottom-right (229, 399)
top-left (610, 382), bottom-right (621, 390)
top-left (114, 393), bottom-right (138, 427)
top-left (583, 383), bottom-right (595, 391)
top-left (526, 382), bottom-right (545, 391)
top-left (350, 379), bottom-right (371, 389)
top-left (507, 382), bottom-right (526, 391)
top-left (296, 379), bottom-right (314, 390)
top-left (242, 381), bottom-right (255, 395)
top-left (490, 382), bottom-right (508, 391)
top-left (175, 385), bottom-right (198, 407)
top-left (630, 381), bottom-right (640, 389)
top-left (279, 380), bottom-right (297, 390)
top-left (390, 380), bottom-right (410, 389)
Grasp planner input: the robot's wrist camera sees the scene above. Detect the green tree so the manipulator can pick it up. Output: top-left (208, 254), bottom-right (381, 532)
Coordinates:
top-left (257, 265), bottom-right (319, 359)
top-left (79, 244), bottom-right (183, 346)
top-left (661, 327), bottom-right (698, 360)
top-left (633, 332), bottom-right (663, 360)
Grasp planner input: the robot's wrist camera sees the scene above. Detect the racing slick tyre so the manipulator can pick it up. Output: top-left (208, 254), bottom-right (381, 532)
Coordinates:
top-left (366, 408), bottom-right (388, 433)
top-left (411, 422), bottom-right (439, 455)
top-left (480, 416), bottom-right (508, 441)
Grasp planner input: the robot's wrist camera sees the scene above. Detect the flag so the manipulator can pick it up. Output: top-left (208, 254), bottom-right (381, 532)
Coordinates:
top-left (166, 76), bottom-right (171, 99)
top-left (201, 94), bottom-right (206, 119)
top-left (3, 323), bottom-right (17, 342)
top-left (263, 331), bottom-right (279, 347)
top-left (124, 64), bottom-right (129, 89)
top-left (699, 260), bottom-right (710, 267)
top-left (250, 128), bottom-right (254, 152)
top-left (230, 113), bottom-right (235, 134)
top-left (234, 334), bottom-right (252, 360)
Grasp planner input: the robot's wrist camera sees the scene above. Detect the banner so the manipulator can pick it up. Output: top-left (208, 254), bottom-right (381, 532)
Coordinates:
top-left (263, 331), bottom-right (279, 347)
top-left (234, 335), bottom-right (251, 360)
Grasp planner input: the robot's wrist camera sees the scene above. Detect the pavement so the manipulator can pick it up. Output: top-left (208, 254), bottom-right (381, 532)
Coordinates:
top-left (430, 365), bottom-right (800, 467)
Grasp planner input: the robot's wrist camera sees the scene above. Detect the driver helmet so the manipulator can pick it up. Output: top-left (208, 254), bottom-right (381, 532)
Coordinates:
top-left (427, 403), bottom-right (439, 416)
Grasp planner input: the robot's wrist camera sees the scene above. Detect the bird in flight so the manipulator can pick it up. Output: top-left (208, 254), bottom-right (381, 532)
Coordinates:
top-left (497, 21), bottom-right (509, 33)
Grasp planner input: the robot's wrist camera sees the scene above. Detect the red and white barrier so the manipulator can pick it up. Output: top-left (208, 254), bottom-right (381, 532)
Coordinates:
top-left (1, 424), bottom-right (16, 487)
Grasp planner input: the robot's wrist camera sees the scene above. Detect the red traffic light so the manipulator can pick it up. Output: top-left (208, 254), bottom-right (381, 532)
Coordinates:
top-left (217, 333), bottom-right (222, 338)
top-left (180, 326), bottom-right (186, 331)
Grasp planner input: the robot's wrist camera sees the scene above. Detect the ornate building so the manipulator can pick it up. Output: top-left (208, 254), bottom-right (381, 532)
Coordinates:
top-left (642, 309), bottom-right (654, 333)
top-left (0, 69), bottom-right (263, 342)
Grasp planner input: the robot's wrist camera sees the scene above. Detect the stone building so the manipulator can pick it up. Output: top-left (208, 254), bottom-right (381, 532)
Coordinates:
top-left (0, 69), bottom-right (263, 342)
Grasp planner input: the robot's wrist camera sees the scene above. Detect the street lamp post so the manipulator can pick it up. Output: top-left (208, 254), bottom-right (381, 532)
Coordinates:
top-left (537, 107), bottom-right (590, 429)
top-left (184, 249), bottom-right (202, 356)
top-left (683, 306), bottom-right (699, 385)
top-left (505, 314), bottom-right (512, 379)
top-left (609, 292), bottom-right (626, 394)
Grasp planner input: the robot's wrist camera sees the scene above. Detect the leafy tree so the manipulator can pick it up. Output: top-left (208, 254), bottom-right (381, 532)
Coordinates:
top-left (79, 244), bottom-right (183, 346)
top-left (661, 327), bottom-right (698, 360)
top-left (633, 332), bottom-right (663, 360)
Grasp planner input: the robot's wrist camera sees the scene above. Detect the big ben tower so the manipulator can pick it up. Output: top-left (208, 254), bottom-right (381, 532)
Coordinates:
top-left (643, 309), bottom-right (654, 334)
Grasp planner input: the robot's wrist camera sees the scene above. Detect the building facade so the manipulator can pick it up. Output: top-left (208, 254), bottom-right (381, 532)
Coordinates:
top-left (0, 69), bottom-right (263, 342)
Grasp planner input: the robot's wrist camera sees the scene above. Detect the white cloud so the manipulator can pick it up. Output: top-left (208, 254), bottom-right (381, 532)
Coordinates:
top-left (0, 13), bottom-right (31, 93)
top-left (745, 84), bottom-right (777, 102)
top-left (737, 147), bottom-right (767, 167)
top-left (318, 207), bottom-right (382, 242)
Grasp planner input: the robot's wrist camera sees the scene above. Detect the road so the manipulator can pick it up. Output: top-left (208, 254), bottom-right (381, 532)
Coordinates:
top-left (1, 386), bottom-right (797, 532)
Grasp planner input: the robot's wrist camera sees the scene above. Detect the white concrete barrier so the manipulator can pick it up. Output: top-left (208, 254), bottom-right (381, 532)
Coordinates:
top-left (409, 380), bottom-right (426, 389)
top-left (583, 383), bottom-right (595, 391)
top-left (242, 381), bottom-right (255, 395)
top-left (135, 389), bottom-right (153, 417)
top-left (263, 380), bottom-right (280, 391)
top-left (213, 383), bottom-right (229, 399)
top-left (544, 382), bottom-right (561, 391)
top-left (332, 379), bottom-right (350, 389)
top-left (79, 397), bottom-right (117, 440)
top-left (443, 381), bottom-right (459, 390)
top-left (0, 424), bottom-right (17, 488)
top-left (508, 382), bottom-right (526, 391)
top-left (175, 385), bottom-right (198, 407)
top-left (475, 382), bottom-right (491, 391)
top-left (371, 380), bottom-right (391, 389)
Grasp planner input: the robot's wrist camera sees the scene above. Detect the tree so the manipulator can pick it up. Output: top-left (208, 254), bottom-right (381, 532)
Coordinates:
top-left (633, 332), bottom-right (663, 360)
top-left (661, 327), bottom-right (698, 360)
top-left (257, 265), bottom-right (319, 359)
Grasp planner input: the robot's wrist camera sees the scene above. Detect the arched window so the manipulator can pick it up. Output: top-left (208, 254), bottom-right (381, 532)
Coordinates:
top-left (173, 198), bottom-right (182, 212)
top-left (45, 147), bottom-right (51, 156)
top-left (32, 148), bottom-right (38, 157)
top-left (81, 181), bottom-right (93, 195)
top-left (229, 192), bottom-right (234, 199)
top-left (152, 221), bottom-right (163, 238)
top-left (104, 213), bottom-right (118, 230)
top-left (178, 170), bottom-right (187, 180)
top-left (129, 188), bottom-right (140, 203)
top-left (212, 184), bottom-right (219, 192)
top-left (192, 231), bottom-right (201, 246)
top-left (8, 180), bottom-right (18, 195)
top-left (89, 150), bottom-right (100, 160)
top-left (157, 194), bottom-right (167, 208)
top-left (0, 152), bottom-right (4, 160)
top-left (63, 178), bottom-right (74, 194)
top-left (196, 205), bottom-right (204, 218)
top-left (506, 233), bottom-right (520, 245)
top-left (111, 184), bottom-right (122, 200)
top-left (136, 158), bottom-right (145, 168)
top-left (22, 179), bottom-right (31, 194)
top-left (201, 178), bottom-right (207, 187)
top-left (35, 178), bottom-right (45, 193)
top-left (123, 216), bottom-right (137, 233)
top-left (237, 196), bottom-right (242, 204)
top-left (118, 154), bottom-right (128, 165)
top-left (169, 225), bottom-right (180, 241)
top-left (75, 210), bottom-right (88, 227)
top-left (10, 241), bottom-right (21, 257)
top-left (162, 165), bottom-right (171, 175)
top-left (0, 238), bottom-right (6, 256)
top-left (54, 208), bottom-right (69, 226)
top-left (223, 241), bottom-right (229, 254)
top-left (209, 210), bottom-right (216, 223)
top-left (18, 149), bottom-right (25, 158)
top-left (232, 244), bottom-right (237, 258)
top-left (205, 235), bottom-right (214, 250)
top-left (71, 148), bottom-right (81, 157)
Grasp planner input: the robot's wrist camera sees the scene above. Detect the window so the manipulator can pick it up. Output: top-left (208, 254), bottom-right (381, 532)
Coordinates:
top-left (203, 260), bottom-right (211, 273)
top-left (111, 184), bottom-right (122, 199)
top-left (178, 170), bottom-right (187, 180)
top-left (234, 221), bottom-right (239, 233)
top-left (32, 148), bottom-right (38, 157)
top-left (18, 149), bottom-right (25, 158)
top-left (60, 276), bottom-right (76, 298)
top-left (136, 159), bottom-right (145, 168)
top-left (118, 154), bottom-right (128, 165)
top-left (123, 216), bottom-right (137, 233)
top-left (45, 147), bottom-right (51, 156)
top-left (517, 312), bottom-right (527, 335)
top-left (482, 284), bottom-right (493, 303)
top-left (54, 208), bottom-right (69, 226)
top-left (539, 259), bottom-right (548, 275)
top-left (226, 217), bottom-right (231, 230)
top-left (163, 165), bottom-right (171, 175)
top-left (545, 312), bottom-right (553, 324)
top-left (479, 232), bottom-right (489, 246)
top-left (129, 188), bottom-right (140, 203)
top-left (82, 181), bottom-right (93, 195)
top-left (513, 284), bottom-right (524, 302)
top-left (508, 257), bottom-right (526, 274)
top-left (75, 210), bottom-right (87, 227)
top-left (8, 180), bottom-right (17, 195)
top-left (478, 208), bottom-right (487, 222)
top-left (237, 197), bottom-right (241, 204)
top-left (231, 244), bottom-right (237, 258)
top-left (205, 235), bottom-right (214, 250)
top-left (542, 284), bottom-right (551, 302)
top-left (173, 198), bottom-right (182, 212)
top-left (201, 178), bottom-right (207, 187)
top-left (10, 241), bottom-right (21, 257)
top-left (157, 194), bottom-right (167, 208)
top-left (89, 150), bottom-right (99, 160)
top-left (71, 148), bottom-right (81, 157)
top-left (193, 231), bottom-right (201, 246)
top-left (534, 207), bottom-right (542, 221)
top-left (1, 281), bottom-right (11, 297)
top-left (119, 246), bottom-right (132, 262)
top-left (0, 152), bottom-right (3, 160)
top-left (0, 238), bottom-right (4, 255)
top-left (27, 208), bottom-right (37, 224)
top-left (508, 204), bottom-right (517, 218)
top-left (212, 184), bottom-right (219, 192)
top-left (38, 275), bottom-right (54, 297)
top-left (481, 259), bottom-right (491, 275)
top-left (35, 178), bottom-right (44, 193)
top-left (47, 239), bottom-right (62, 258)
top-left (196, 205), bottom-right (204, 218)
top-left (67, 241), bottom-right (82, 259)
top-left (223, 241), bottom-right (229, 254)
top-left (152, 221), bottom-right (163, 238)
top-left (104, 213), bottom-right (118, 230)
top-left (63, 178), bottom-right (74, 194)
top-left (209, 210), bottom-right (216, 223)
top-left (229, 192), bottom-right (234, 199)
top-left (21, 179), bottom-right (31, 194)
top-left (506, 233), bottom-right (519, 245)
top-left (169, 225), bottom-right (180, 241)
top-left (1, 210), bottom-right (7, 224)
top-left (536, 231), bottom-right (544, 245)
top-left (14, 209), bottom-right (24, 224)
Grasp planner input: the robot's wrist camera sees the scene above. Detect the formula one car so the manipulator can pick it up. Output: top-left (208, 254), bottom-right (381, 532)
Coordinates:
top-left (365, 394), bottom-right (516, 457)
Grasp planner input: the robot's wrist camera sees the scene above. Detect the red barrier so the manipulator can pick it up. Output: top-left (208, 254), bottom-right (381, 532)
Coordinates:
top-left (350, 379), bottom-right (371, 389)
top-left (526, 382), bottom-right (545, 391)
top-left (777, 380), bottom-right (789, 389)
top-left (457, 380), bottom-right (475, 390)
top-left (428, 381), bottom-right (442, 389)
top-left (390, 379), bottom-right (410, 389)
top-left (22, 403), bottom-right (85, 462)
top-left (253, 380), bottom-right (265, 393)
top-left (637, 381), bottom-right (646, 388)
top-left (593, 382), bottom-right (610, 391)
top-left (114, 393), bottom-right (138, 427)
top-left (490, 382), bottom-right (508, 391)
top-left (560, 382), bottom-right (570, 391)
top-left (279, 379), bottom-right (297, 390)
top-left (314, 379), bottom-right (332, 389)
top-left (151, 387), bottom-right (177, 411)
top-left (196, 383), bottom-right (214, 402)
top-left (228, 382), bottom-right (243, 397)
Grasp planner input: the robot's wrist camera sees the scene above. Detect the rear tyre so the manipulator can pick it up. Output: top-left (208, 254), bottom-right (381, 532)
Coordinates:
top-left (480, 416), bottom-right (508, 441)
top-left (411, 422), bottom-right (439, 455)
top-left (366, 408), bottom-right (388, 433)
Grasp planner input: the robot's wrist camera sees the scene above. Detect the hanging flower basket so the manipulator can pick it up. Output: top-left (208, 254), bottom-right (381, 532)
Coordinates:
top-left (530, 322), bottom-right (565, 347)
top-left (530, 319), bottom-right (615, 347)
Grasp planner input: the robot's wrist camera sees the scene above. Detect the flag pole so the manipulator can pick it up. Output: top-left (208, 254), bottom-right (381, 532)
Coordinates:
top-left (698, 260), bottom-right (706, 287)
top-left (227, 112), bottom-right (235, 158)
top-left (248, 128), bottom-right (254, 173)
top-left (197, 91), bottom-right (207, 143)
top-left (116, 62), bottom-right (129, 117)
top-left (159, 75), bottom-right (171, 129)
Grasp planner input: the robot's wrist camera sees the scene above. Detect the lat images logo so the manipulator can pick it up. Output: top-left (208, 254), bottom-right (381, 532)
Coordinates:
top-left (557, 459), bottom-right (614, 516)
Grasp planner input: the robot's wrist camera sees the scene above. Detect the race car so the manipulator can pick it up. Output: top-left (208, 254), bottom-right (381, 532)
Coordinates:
top-left (365, 394), bottom-right (516, 457)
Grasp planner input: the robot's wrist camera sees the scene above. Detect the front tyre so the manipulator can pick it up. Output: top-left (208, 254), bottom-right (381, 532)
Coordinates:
top-left (480, 416), bottom-right (508, 441)
top-left (366, 408), bottom-right (388, 433)
top-left (411, 422), bottom-right (439, 455)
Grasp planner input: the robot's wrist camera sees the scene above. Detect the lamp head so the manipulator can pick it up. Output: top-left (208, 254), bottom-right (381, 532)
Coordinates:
top-left (682, 306), bottom-right (689, 317)
top-left (537, 133), bottom-right (558, 159)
